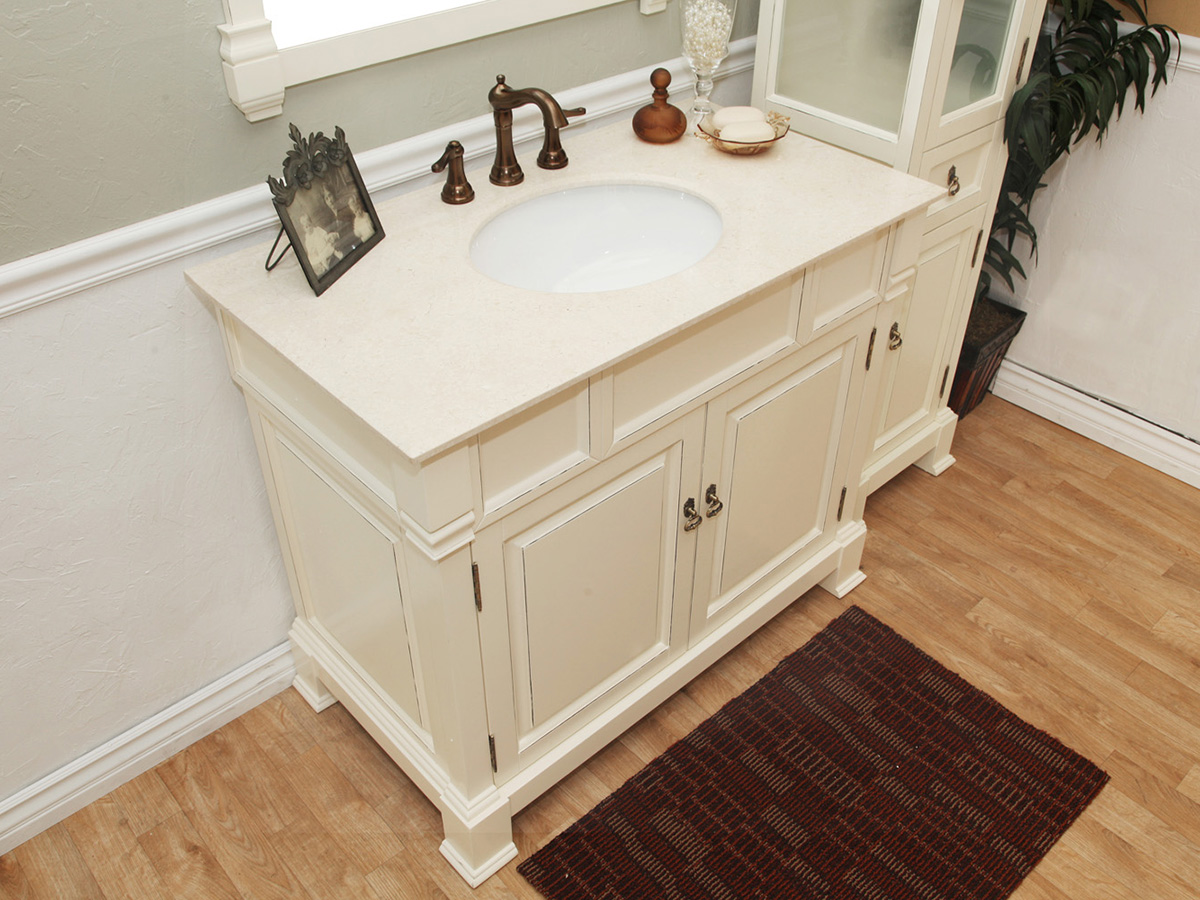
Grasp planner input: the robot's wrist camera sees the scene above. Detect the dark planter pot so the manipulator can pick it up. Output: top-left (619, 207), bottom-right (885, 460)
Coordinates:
top-left (949, 296), bottom-right (1026, 418)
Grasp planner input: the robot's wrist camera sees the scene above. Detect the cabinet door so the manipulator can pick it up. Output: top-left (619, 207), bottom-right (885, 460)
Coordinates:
top-left (869, 206), bottom-right (988, 467)
top-left (475, 410), bottom-right (704, 778)
top-left (922, 0), bottom-right (1046, 149)
top-left (751, 0), bottom-right (944, 165)
top-left (689, 319), bottom-right (869, 638)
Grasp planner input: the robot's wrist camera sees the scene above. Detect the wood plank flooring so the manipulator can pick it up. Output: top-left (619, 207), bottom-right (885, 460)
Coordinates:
top-left (4, 396), bottom-right (1198, 898)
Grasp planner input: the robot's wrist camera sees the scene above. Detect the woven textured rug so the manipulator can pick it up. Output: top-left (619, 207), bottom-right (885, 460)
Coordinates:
top-left (518, 606), bottom-right (1108, 900)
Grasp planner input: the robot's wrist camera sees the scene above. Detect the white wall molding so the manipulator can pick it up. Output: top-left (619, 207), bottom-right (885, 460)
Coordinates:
top-left (1171, 29), bottom-right (1199, 75)
top-left (0, 38), bottom-right (754, 322)
top-left (992, 360), bottom-right (1200, 489)
top-left (0, 644), bottom-right (295, 856)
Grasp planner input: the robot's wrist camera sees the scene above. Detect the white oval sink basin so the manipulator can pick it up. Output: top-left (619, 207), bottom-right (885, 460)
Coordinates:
top-left (470, 184), bottom-right (722, 293)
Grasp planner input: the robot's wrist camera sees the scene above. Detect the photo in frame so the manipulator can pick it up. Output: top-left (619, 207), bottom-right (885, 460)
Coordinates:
top-left (266, 124), bottom-right (384, 296)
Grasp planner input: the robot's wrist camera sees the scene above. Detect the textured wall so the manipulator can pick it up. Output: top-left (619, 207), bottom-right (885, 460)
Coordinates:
top-left (0, 0), bottom-right (759, 267)
top-left (0, 237), bottom-right (294, 799)
top-left (1003, 46), bottom-right (1200, 441)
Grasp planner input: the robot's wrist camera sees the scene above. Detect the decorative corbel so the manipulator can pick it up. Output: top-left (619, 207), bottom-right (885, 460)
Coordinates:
top-left (218, 0), bottom-right (285, 121)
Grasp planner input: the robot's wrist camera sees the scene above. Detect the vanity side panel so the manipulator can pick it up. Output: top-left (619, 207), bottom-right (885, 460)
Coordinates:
top-left (271, 435), bottom-right (426, 730)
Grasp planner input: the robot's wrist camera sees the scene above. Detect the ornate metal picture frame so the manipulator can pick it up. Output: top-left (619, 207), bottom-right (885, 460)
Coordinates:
top-left (266, 125), bottom-right (384, 296)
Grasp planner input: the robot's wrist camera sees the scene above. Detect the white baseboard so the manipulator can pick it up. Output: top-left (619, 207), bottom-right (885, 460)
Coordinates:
top-left (0, 38), bottom-right (755, 321)
top-left (992, 360), bottom-right (1200, 490)
top-left (0, 644), bottom-right (295, 856)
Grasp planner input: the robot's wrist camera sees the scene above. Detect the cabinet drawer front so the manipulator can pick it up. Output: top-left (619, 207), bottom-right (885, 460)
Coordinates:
top-left (800, 231), bottom-right (888, 340)
top-left (918, 119), bottom-right (1005, 232)
top-left (610, 275), bottom-right (802, 444)
top-left (477, 383), bottom-right (590, 517)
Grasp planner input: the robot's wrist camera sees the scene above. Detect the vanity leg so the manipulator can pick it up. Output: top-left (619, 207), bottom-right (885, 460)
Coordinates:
top-left (437, 789), bottom-right (518, 887)
top-left (289, 629), bottom-right (338, 712)
top-left (820, 520), bottom-right (868, 598)
top-left (914, 407), bottom-right (959, 476)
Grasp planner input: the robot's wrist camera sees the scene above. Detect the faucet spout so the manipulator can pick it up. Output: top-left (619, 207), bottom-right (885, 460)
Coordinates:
top-left (488, 75), bottom-right (585, 186)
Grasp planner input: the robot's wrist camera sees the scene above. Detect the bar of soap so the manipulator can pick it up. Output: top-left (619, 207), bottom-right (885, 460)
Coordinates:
top-left (718, 120), bottom-right (776, 143)
top-left (711, 106), bottom-right (767, 131)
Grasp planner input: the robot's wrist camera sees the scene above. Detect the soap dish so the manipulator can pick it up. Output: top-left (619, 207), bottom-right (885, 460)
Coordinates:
top-left (696, 112), bottom-right (790, 155)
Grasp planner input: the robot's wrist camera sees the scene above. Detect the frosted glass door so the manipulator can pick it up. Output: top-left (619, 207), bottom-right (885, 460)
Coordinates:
top-left (923, 0), bottom-right (1036, 147)
top-left (941, 0), bottom-right (1020, 115)
top-left (775, 0), bottom-right (923, 135)
top-left (752, 0), bottom-right (939, 165)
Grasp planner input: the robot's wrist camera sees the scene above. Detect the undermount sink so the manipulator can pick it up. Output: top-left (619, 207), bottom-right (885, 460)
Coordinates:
top-left (470, 184), bottom-right (722, 293)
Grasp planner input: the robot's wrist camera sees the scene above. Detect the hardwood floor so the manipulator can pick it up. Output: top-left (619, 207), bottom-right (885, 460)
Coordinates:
top-left (4, 396), bottom-right (1198, 899)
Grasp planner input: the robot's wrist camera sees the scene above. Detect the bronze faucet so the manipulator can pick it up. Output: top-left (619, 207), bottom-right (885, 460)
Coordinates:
top-left (488, 75), bottom-right (585, 186)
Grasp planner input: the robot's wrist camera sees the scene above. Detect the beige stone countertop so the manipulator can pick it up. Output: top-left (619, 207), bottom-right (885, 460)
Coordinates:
top-left (186, 120), bottom-right (943, 464)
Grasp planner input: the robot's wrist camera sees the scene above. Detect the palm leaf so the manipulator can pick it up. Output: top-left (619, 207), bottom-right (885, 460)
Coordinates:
top-left (977, 0), bottom-right (1177, 310)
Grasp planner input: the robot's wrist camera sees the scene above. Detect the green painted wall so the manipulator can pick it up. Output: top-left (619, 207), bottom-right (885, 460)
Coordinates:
top-left (0, 1), bottom-right (759, 267)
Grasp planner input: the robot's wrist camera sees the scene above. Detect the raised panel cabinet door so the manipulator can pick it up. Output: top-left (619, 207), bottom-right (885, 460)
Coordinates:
top-left (690, 322), bottom-right (867, 638)
top-left (871, 206), bottom-right (987, 457)
top-left (474, 410), bottom-right (705, 778)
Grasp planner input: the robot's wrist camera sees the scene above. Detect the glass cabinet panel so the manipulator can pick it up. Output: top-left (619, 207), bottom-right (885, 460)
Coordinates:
top-left (775, 0), bottom-right (924, 136)
top-left (941, 0), bottom-right (1020, 115)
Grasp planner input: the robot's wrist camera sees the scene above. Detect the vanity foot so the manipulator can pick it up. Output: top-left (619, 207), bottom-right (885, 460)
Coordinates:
top-left (438, 790), bottom-right (518, 886)
top-left (820, 521), bottom-right (867, 598)
top-left (289, 631), bottom-right (338, 712)
top-left (914, 408), bottom-right (959, 476)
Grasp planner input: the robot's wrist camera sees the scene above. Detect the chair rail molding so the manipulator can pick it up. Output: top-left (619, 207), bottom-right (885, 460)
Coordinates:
top-left (218, 0), bottom-right (652, 122)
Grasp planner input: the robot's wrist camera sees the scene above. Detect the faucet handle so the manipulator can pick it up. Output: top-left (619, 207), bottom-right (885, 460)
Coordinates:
top-left (432, 141), bottom-right (475, 205)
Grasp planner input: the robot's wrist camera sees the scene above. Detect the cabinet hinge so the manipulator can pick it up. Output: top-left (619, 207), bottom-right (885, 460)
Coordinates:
top-left (940, 365), bottom-right (950, 400)
top-left (837, 487), bottom-right (847, 522)
top-left (488, 734), bottom-right (498, 773)
top-left (472, 563), bottom-right (483, 612)
top-left (865, 327), bottom-right (877, 371)
top-left (971, 230), bottom-right (983, 268)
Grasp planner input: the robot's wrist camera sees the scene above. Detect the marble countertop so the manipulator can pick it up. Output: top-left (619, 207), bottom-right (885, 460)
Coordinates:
top-left (186, 120), bottom-right (942, 464)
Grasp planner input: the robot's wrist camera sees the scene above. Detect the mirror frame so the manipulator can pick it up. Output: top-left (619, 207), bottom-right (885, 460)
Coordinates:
top-left (218, 0), bottom-right (657, 122)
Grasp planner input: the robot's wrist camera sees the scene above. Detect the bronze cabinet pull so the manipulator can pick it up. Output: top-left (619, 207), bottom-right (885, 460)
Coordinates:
top-left (889, 322), bottom-right (903, 350)
top-left (683, 498), bottom-right (703, 532)
top-left (947, 165), bottom-right (961, 197)
top-left (705, 484), bottom-right (724, 518)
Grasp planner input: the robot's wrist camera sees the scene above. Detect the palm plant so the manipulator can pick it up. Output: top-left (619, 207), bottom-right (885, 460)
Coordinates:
top-left (980, 0), bottom-right (1178, 300)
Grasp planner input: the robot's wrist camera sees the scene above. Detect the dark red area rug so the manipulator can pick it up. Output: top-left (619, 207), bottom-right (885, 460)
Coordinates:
top-left (518, 606), bottom-right (1107, 899)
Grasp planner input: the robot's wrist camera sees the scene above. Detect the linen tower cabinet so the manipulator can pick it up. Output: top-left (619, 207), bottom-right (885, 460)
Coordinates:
top-left (752, 0), bottom-right (1048, 507)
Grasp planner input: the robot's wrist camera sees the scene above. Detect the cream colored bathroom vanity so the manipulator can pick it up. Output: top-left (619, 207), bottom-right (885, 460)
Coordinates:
top-left (187, 123), bottom-right (942, 885)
